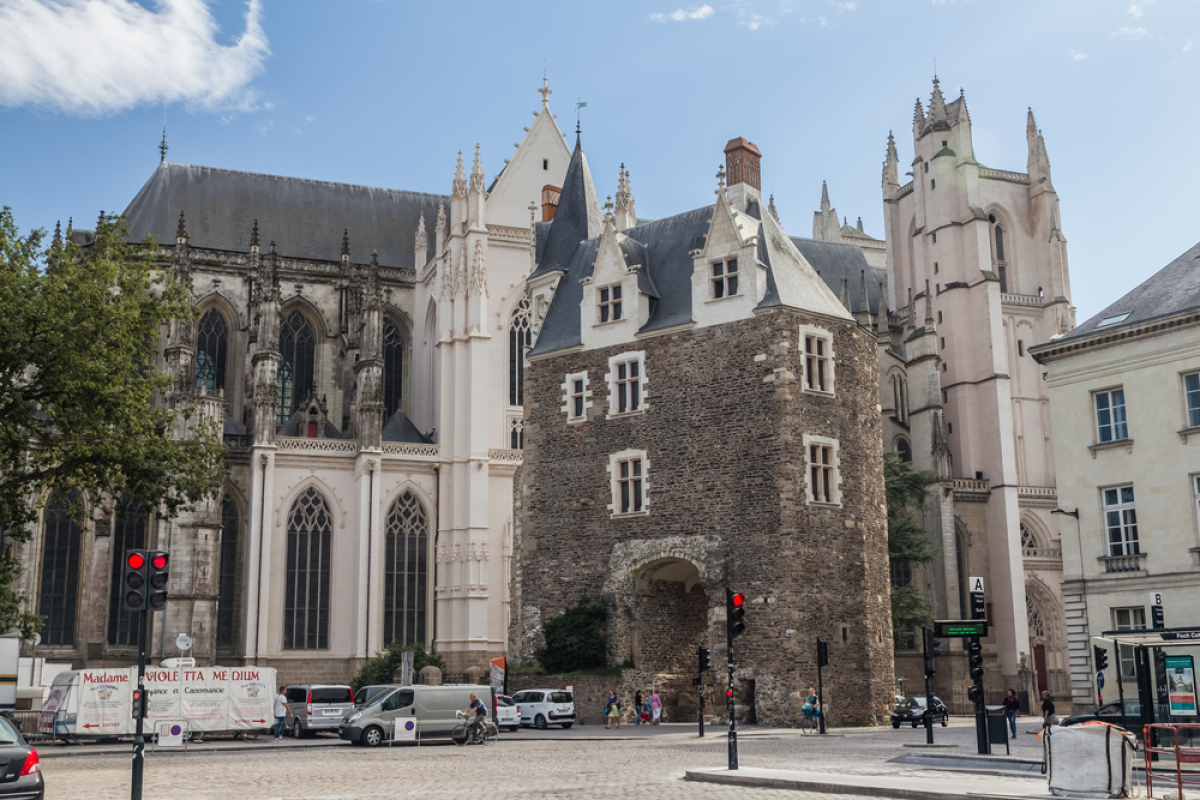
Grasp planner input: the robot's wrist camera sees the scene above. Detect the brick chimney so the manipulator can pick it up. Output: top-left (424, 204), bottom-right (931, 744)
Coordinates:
top-left (541, 184), bottom-right (562, 221)
top-left (724, 137), bottom-right (762, 192)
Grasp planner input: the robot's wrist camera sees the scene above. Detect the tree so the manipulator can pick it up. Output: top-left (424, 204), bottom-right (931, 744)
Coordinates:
top-left (349, 641), bottom-right (446, 691)
top-left (536, 595), bottom-right (608, 674)
top-left (884, 453), bottom-right (938, 647)
top-left (0, 208), bottom-right (226, 637)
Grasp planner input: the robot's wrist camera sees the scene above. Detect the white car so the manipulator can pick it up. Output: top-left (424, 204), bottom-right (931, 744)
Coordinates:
top-left (511, 689), bottom-right (575, 729)
top-left (496, 694), bottom-right (519, 732)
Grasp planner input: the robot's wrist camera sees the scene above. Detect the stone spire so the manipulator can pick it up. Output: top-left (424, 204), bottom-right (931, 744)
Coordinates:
top-left (820, 180), bottom-right (831, 212)
top-left (927, 76), bottom-right (949, 127)
top-left (414, 211), bottom-right (428, 272)
top-left (452, 150), bottom-right (467, 198)
top-left (883, 131), bottom-right (900, 189)
top-left (860, 269), bottom-right (870, 325)
top-left (250, 219), bottom-right (260, 251)
top-left (767, 194), bottom-right (780, 225)
top-left (468, 144), bottom-right (487, 227)
top-left (912, 98), bottom-right (926, 137)
top-left (614, 164), bottom-right (636, 230)
top-left (839, 279), bottom-right (851, 311)
top-left (159, 128), bottom-right (168, 164)
top-left (1026, 108), bottom-right (1052, 185)
top-left (924, 280), bottom-right (935, 327)
top-left (435, 203), bottom-right (446, 256)
top-left (469, 144), bottom-right (485, 194)
top-left (52, 220), bottom-right (62, 249)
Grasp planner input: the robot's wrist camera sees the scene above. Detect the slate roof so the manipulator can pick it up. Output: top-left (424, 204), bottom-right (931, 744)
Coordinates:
top-left (791, 237), bottom-right (887, 315)
top-left (382, 409), bottom-right (433, 443)
top-left (530, 134), bottom-right (604, 280)
top-left (121, 162), bottom-right (446, 268)
top-left (1046, 239), bottom-right (1200, 345)
top-left (277, 409), bottom-right (345, 439)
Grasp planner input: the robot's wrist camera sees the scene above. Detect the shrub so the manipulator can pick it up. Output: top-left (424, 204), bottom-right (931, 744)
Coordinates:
top-left (349, 641), bottom-right (446, 691)
top-left (536, 595), bottom-right (608, 674)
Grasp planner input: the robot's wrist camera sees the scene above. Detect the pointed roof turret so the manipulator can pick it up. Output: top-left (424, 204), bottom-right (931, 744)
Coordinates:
top-left (767, 194), bottom-right (780, 224)
top-left (452, 150), bottom-right (467, 198)
top-left (1026, 107), bottom-right (1053, 184)
top-left (912, 98), bottom-right (926, 136)
top-left (534, 132), bottom-right (604, 274)
top-left (250, 219), bottom-right (260, 250)
top-left (820, 180), bottom-right (831, 212)
top-left (469, 144), bottom-right (485, 193)
top-left (928, 76), bottom-right (949, 126)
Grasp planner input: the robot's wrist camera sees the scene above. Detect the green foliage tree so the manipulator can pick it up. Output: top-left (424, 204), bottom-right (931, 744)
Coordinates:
top-left (536, 594), bottom-right (608, 674)
top-left (0, 208), bottom-right (226, 637)
top-left (884, 453), bottom-right (938, 647)
top-left (349, 641), bottom-right (447, 691)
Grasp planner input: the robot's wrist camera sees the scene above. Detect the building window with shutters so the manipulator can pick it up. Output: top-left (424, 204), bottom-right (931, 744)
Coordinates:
top-left (608, 450), bottom-right (649, 517)
top-left (803, 435), bottom-right (841, 506)
top-left (562, 370), bottom-right (591, 424)
top-left (800, 325), bottom-right (835, 396)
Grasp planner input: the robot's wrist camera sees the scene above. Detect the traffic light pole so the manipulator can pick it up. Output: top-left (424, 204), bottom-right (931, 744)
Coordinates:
top-left (726, 630), bottom-right (737, 770)
top-left (131, 607), bottom-right (148, 800)
top-left (922, 627), bottom-right (934, 745)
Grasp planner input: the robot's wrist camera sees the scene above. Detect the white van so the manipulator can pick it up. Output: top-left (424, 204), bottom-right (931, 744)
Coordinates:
top-left (511, 689), bottom-right (574, 729)
top-left (339, 684), bottom-right (492, 747)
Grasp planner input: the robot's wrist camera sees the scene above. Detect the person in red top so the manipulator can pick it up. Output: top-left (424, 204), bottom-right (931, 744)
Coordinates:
top-left (1003, 689), bottom-right (1020, 739)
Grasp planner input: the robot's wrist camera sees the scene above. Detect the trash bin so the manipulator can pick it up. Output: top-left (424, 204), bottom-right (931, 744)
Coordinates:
top-left (986, 705), bottom-right (1010, 755)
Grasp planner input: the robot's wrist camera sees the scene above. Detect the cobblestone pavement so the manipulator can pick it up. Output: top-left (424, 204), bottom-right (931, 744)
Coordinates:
top-left (40, 720), bottom-right (1048, 799)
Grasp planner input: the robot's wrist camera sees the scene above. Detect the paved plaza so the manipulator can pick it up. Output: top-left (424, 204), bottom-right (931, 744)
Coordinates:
top-left (39, 719), bottom-right (1056, 799)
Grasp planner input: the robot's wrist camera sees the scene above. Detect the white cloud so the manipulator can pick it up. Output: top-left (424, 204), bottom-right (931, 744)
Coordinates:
top-left (253, 119), bottom-right (273, 137)
top-left (1112, 25), bottom-right (1151, 39)
top-left (1128, 1), bottom-right (1155, 17)
top-left (1184, 38), bottom-right (1193, 52)
top-left (831, 1), bottom-right (857, 9)
top-left (1069, 50), bottom-right (1089, 60)
top-left (0, 0), bottom-right (269, 116)
top-left (649, 4), bottom-right (714, 22)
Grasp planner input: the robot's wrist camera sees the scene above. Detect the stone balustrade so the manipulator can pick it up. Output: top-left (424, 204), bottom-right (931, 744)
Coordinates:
top-left (1001, 292), bottom-right (1043, 308)
top-left (1100, 552), bottom-right (1147, 574)
top-left (978, 167), bottom-right (1030, 184)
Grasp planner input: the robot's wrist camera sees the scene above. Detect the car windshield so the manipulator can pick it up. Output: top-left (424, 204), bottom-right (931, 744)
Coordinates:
top-left (0, 717), bottom-right (20, 743)
top-left (896, 697), bottom-right (923, 710)
top-left (497, 696), bottom-right (514, 707)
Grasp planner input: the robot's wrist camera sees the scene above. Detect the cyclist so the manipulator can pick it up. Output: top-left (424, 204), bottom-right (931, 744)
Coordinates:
top-left (463, 693), bottom-right (488, 740)
top-left (802, 687), bottom-right (821, 729)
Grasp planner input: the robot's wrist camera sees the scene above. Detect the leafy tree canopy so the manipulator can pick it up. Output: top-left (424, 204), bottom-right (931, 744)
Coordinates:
top-left (0, 208), bottom-right (226, 636)
top-left (536, 594), bottom-right (608, 674)
top-left (349, 641), bottom-right (446, 691)
top-left (884, 453), bottom-right (938, 646)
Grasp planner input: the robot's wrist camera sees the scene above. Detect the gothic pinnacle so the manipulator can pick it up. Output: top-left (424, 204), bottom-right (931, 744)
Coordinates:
top-left (250, 219), bottom-right (260, 249)
top-left (52, 220), bottom-right (62, 247)
top-left (767, 194), bottom-right (780, 224)
top-left (341, 228), bottom-right (350, 257)
top-left (820, 180), bottom-right (830, 211)
top-left (176, 210), bottom-right (187, 238)
top-left (924, 280), bottom-right (935, 326)
top-left (876, 281), bottom-right (889, 339)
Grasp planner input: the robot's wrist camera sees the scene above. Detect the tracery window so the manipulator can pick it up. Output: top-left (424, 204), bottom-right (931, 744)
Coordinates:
top-left (383, 492), bottom-right (428, 646)
top-left (278, 311), bottom-right (316, 426)
top-left (383, 317), bottom-right (404, 421)
top-left (39, 491), bottom-right (82, 647)
top-left (217, 493), bottom-right (239, 649)
top-left (283, 488), bottom-right (332, 651)
top-left (195, 309), bottom-right (229, 394)
top-left (1026, 595), bottom-right (1044, 639)
top-left (107, 501), bottom-right (150, 647)
top-left (1020, 522), bottom-right (1037, 554)
top-left (509, 299), bottom-right (531, 407)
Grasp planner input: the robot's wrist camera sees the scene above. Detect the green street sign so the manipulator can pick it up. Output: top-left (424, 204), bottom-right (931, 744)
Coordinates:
top-left (935, 620), bottom-right (989, 638)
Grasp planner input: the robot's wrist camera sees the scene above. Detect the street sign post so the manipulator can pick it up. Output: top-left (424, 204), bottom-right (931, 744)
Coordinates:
top-left (968, 577), bottom-right (987, 756)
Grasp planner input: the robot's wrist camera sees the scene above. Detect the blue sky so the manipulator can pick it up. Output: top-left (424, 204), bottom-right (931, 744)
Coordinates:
top-left (2, 0), bottom-right (1197, 322)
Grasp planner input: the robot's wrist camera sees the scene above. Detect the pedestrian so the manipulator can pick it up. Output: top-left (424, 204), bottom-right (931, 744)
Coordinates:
top-left (1003, 689), bottom-right (1020, 739)
top-left (605, 689), bottom-right (621, 729)
top-left (634, 690), bottom-right (644, 725)
top-left (273, 686), bottom-right (292, 742)
top-left (650, 691), bottom-right (662, 725)
top-left (1040, 691), bottom-right (1057, 728)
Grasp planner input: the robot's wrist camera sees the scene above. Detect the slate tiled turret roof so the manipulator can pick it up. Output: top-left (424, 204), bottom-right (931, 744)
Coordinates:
top-left (122, 162), bottom-right (446, 268)
top-left (530, 133), bottom-right (604, 279)
top-left (791, 236), bottom-right (887, 315)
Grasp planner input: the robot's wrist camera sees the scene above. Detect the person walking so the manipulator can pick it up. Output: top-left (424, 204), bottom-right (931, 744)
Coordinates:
top-left (1003, 689), bottom-right (1020, 738)
top-left (650, 691), bottom-right (662, 725)
top-left (605, 690), bottom-right (621, 729)
top-left (634, 691), bottom-right (644, 726)
top-left (1040, 691), bottom-right (1057, 728)
top-left (273, 686), bottom-right (292, 742)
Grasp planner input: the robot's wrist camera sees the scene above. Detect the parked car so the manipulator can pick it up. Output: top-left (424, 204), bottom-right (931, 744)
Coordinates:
top-left (353, 685), bottom-right (396, 708)
top-left (495, 694), bottom-right (519, 732)
top-left (340, 684), bottom-right (493, 747)
top-left (892, 695), bottom-right (948, 729)
top-left (511, 689), bottom-right (574, 730)
top-left (284, 685), bottom-right (355, 738)
top-left (1061, 700), bottom-right (1182, 743)
top-left (0, 714), bottom-right (42, 799)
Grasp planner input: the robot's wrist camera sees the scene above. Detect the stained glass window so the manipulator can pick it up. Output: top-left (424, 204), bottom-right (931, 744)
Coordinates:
top-left (383, 492), bottom-right (428, 646)
top-left (284, 488), bottom-right (331, 650)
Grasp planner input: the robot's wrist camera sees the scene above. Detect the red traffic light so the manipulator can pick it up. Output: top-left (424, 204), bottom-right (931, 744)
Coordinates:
top-left (732, 593), bottom-right (745, 608)
top-left (152, 554), bottom-right (167, 570)
top-left (127, 553), bottom-right (145, 570)
top-left (726, 689), bottom-right (733, 698)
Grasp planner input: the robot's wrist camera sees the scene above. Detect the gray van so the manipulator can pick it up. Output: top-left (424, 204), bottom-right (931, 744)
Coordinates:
top-left (285, 684), bottom-right (355, 738)
top-left (339, 684), bottom-right (492, 747)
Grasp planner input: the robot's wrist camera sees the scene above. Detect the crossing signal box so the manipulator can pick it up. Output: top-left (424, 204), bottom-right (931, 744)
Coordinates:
top-left (698, 645), bottom-right (710, 673)
top-left (817, 640), bottom-right (829, 668)
top-left (923, 628), bottom-right (943, 679)
top-left (1094, 644), bottom-right (1109, 672)
top-left (122, 550), bottom-right (149, 611)
top-left (147, 551), bottom-right (169, 609)
top-left (968, 637), bottom-right (984, 681)
top-left (727, 590), bottom-right (746, 640)
top-left (131, 688), bottom-right (146, 719)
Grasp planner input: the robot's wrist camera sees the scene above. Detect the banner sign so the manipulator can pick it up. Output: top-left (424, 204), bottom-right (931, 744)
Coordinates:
top-left (490, 657), bottom-right (505, 703)
top-left (1165, 655), bottom-right (1197, 717)
top-left (76, 670), bottom-right (134, 735)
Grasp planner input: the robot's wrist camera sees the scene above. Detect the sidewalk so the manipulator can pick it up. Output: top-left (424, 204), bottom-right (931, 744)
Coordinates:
top-left (685, 766), bottom-right (1051, 799)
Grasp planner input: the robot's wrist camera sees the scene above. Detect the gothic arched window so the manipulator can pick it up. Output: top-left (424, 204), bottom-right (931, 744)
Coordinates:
top-left (896, 438), bottom-right (912, 463)
top-left (39, 491), bottom-right (82, 647)
top-left (278, 311), bottom-right (316, 426)
top-left (1027, 594), bottom-right (1045, 640)
top-left (383, 317), bottom-right (404, 421)
top-left (217, 493), bottom-right (239, 648)
top-left (1020, 522), bottom-right (1038, 555)
top-left (383, 491), bottom-right (428, 646)
top-left (995, 225), bottom-right (1006, 262)
top-left (284, 487), bottom-right (332, 650)
top-left (195, 309), bottom-right (229, 393)
top-left (107, 501), bottom-right (149, 647)
top-left (509, 299), bottom-right (532, 407)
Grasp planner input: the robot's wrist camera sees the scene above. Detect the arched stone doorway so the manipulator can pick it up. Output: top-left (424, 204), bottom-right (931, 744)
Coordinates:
top-left (629, 558), bottom-right (710, 672)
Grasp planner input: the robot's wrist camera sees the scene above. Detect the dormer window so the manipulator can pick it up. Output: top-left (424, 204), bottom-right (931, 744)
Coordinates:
top-left (599, 284), bottom-right (623, 322)
top-left (712, 258), bottom-right (739, 299)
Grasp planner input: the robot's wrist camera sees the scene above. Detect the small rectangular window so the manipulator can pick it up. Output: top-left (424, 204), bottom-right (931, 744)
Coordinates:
top-left (808, 444), bottom-right (835, 503)
top-left (1095, 388), bottom-right (1128, 442)
top-left (599, 284), bottom-right (623, 323)
top-left (931, 232), bottom-right (937, 243)
top-left (931, 180), bottom-right (936, 190)
top-left (1018, 341), bottom-right (1025, 357)
top-left (543, 159), bottom-right (549, 170)
top-left (937, 311), bottom-right (943, 324)
top-left (1103, 485), bottom-right (1139, 556)
top-left (712, 259), bottom-right (739, 299)
top-left (934, 262), bottom-right (939, 274)
top-left (1185, 372), bottom-right (1200, 428)
top-left (617, 456), bottom-right (645, 513)
top-left (805, 336), bottom-right (828, 392)
top-left (571, 378), bottom-right (585, 419)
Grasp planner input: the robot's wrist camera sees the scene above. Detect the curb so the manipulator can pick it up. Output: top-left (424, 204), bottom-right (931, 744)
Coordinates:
top-left (683, 769), bottom-right (1015, 800)
top-left (37, 739), bottom-right (353, 760)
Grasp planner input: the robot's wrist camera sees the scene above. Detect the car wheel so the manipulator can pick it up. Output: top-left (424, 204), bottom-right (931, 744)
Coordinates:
top-left (892, 721), bottom-right (900, 729)
top-left (561, 722), bottom-right (573, 729)
top-left (911, 721), bottom-right (919, 729)
top-left (362, 726), bottom-right (384, 748)
top-left (290, 721), bottom-right (302, 739)
top-left (534, 714), bottom-right (547, 730)
top-left (940, 714), bottom-right (948, 727)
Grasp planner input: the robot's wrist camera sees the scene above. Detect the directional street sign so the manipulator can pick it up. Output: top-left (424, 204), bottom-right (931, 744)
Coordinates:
top-left (1097, 672), bottom-right (1105, 689)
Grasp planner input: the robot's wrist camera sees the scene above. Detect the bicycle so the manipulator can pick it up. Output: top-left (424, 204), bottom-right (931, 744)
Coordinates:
top-left (799, 705), bottom-right (821, 734)
top-left (451, 710), bottom-right (498, 746)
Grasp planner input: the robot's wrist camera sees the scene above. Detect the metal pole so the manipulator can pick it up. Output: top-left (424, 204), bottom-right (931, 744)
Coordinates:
top-left (923, 627), bottom-right (934, 745)
top-left (1116, 651), bottom-right (1127, 731)
top-left (131, 609), bottom-right (148, 800)
top-left (817, 639), bottom-right (826, 734)
top-left (726, 588), bottom-right (737, 771)
top-left (698, 682), bottom-right (704, 738)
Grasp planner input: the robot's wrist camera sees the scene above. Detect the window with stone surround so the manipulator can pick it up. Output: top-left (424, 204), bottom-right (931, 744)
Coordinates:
top-left (1192, 475), bottom-right (1200, 543)
top-left (1103, 485), bottom-right (1139, 557)
top-left (711, 258), bottom-right (739, 299)
top-left (803, 435), bottom-right (841, 506)
top-left (284, 487), bottom-right (332, 651)
top-left (608, 450), bottom-right (649, 517)
top-left (598, 284), bottom-right (623, 323)
top-left (1094, 388), bottom-right (1128, 443)
top-left (1184, 372), bottom-right (1200, 429)
top-left (562, 370), bottom-right (591, 424)
top-left (606, 352), bottom-right (647, 417)
top-left (1113, 606), bottom-right (1146, 680)
top-left (195, 308), bottom-right (229, 394)
top-left (800, 325), bottom-right (835, 396)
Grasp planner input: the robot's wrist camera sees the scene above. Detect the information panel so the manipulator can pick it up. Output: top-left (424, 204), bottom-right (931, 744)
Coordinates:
top-left (934, 620), bottom-right (989, 638)
top-left (1166, 655), bottom-right (1197, 717)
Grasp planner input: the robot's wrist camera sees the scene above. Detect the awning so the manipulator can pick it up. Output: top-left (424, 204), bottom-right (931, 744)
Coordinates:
top-left (1098, 627), bottom-right (1200, 647)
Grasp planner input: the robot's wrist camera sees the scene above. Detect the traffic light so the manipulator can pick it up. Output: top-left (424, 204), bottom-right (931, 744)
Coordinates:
top-left (922, 627), bottom-right (942, 679)
top-left (817, 640), bottom-right (829, 668)
top-left (968, 637), bottom-right (984, 681)
top-left (967, 684), bottom-right (984, 704)
top-left (147, 551), bottom-right (169, 609)
top-left (726, 589), bottom-right (746, 640)
top-left (927, 631), bottom-right (943, 659)
top-left (122, 550), bottom-right (149, 611)
top-left (1094, 644), bottom-right (1109, 672)
top-left (131, 688), bottom-right (146, 719)
top-left (692, 677), bottom-right (701, 687)
top-left (698, 645), bottom-right (710, 673)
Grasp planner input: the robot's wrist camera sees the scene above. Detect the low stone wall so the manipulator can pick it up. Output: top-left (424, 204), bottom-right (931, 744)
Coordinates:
top-left (508, 669), bottom-right (707, 726)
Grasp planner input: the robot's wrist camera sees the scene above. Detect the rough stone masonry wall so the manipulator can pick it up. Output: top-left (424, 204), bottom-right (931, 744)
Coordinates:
top-left (513, 307), bottom-right (894, 726)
